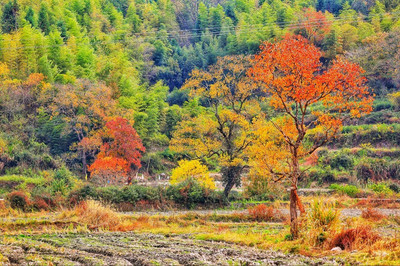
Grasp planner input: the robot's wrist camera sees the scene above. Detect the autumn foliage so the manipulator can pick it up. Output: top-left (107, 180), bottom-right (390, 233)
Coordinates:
top-left (89, 117), bottom-right (145, 186)
top-left (170, 160), bottom-right (215, 189)
top-left (298, 8), bottom-right (332, 45)
top-left (170, 55), bottom-right (260, 197)
top-left (249, 35), bottom-right (374, 238)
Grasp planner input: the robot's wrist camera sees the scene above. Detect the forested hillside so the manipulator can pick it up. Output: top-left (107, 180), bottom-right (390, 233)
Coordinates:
top-left (0, 0), bottom-right (399, 198)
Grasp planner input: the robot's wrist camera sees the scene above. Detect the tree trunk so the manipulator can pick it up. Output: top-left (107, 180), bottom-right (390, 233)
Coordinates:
top-left (289, 186), bottom-right (299, 238)
top-left (82, 149), bottom-right (87, 177)
top-left (127, 175), bottom-right (132, 185)
top-left (289, 147), bottom-right (305, 239)
top-left (222, 166), bottom-right (242, 198)
top-left (224, 178), bottom-right (235, 198)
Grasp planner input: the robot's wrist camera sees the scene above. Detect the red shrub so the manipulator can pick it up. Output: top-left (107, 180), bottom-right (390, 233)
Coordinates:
top-left (361, 208), bottom-right (386, 221)
top-left (33, 198), bottom-right (50, 211)
top-left (248, 204), bottom-right (283, 222)
top-left (330, 225), bottom-right (381, 250)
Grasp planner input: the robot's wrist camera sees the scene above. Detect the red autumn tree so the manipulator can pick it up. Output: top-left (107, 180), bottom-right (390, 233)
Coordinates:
top-left (297, 8), bottom-right (332, 46)
top-left (249, 35), bottom-right (373, 238)
top-left (89, 117), bottom-right (145, 186)
top-left (88, 157), bottom-right (130, 186)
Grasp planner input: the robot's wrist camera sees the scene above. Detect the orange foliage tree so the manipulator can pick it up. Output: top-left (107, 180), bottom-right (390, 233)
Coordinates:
top-left (89, 117), bottom-right (145, 185)
top-left (248, 35), bottom-right (374, 238)
top-left (49, 81), bottom-right (116, 176)
top-left (170, 55), bottom-right (260, 197)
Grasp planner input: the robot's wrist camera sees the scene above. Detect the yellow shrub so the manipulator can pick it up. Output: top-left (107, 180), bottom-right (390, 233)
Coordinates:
top-left (0, 138), bottom-right (7, 154)
top-left (170, 160), bottom-right (215, 189)
top-left (388, 91), bottom-right (400, 110)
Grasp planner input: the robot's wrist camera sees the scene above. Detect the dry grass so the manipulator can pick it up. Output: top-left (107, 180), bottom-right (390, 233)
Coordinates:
top-left (329, 225), bottom-right (381, 251)
top-left (300, 200), bottom-right (340, 247)
top-left (355, 197), bottom-right (400, 209)
top-left (74, 200), bottom-right (122, 230)
top-left (0, 206), bottom-right (18, 218)
top-left (361, 208), bottom-right (386, 221)
top-left (1, 198), bottom-right (400, 265)
top-left (300, 195), bottom-right (355, 208)
top-left (247, 204), bottom-right (285, 222)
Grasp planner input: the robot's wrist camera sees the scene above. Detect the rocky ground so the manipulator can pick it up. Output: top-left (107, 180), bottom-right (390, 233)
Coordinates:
top-left (0, 232), bottom-right (342, 265)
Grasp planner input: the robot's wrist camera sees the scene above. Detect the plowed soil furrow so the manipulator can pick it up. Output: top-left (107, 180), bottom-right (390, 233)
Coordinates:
top-left (0, 232), bottom-right (341, 265)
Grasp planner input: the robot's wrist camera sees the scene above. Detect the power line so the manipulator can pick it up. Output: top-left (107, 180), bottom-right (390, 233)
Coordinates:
top-left (0, 10), bottom-right (396, 43)
top-left (0, 11), bottom-right (398, 50)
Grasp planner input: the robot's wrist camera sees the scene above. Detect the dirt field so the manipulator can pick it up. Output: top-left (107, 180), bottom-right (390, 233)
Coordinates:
top-left (0, 232), bottom-right (340, 265)
top-left (1, 203), bottom-right (399, 265)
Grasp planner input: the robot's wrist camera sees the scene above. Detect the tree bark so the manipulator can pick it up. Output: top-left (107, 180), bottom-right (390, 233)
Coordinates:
top-left (223, 166), bottom-right (242, 198)
top-left (289, 147), bottom-right (305, 238)
top-left (127, 175), bottom-right (132, 185)
top-left (289, 186), bottom-right (299, 238)
top-left (82, 149), bottom-right (87, 177)
top-left (224, 178), bottom-right (235, 198)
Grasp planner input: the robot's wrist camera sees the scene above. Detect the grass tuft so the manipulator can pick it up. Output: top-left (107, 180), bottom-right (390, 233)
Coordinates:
top-left (74, 200), bottom-right (121, 230)
top-left (329, 225), bottom-right (381, 251)
top-left (361, 208), bottom-right (386, 221)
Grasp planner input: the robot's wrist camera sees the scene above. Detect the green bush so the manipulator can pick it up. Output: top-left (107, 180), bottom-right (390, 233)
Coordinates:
top-left (166, 179), bottom-right (222, 209)
top-left (373, 98), bottom-right (393, 111)
top-left (329, 154), bottom-right (353, 170)
top-left (51, 179), bottom-right (69, 196)
top-left (7, 191), bottom-right (30, 210)
top-left (141, 153), bottom-right (166, 175)
top-left (68, 185), bottom-right (98, 205)
top-left (96, 185), bottom-right (163, 206)
top-left (69, 182), bottom-right (223, 209)
top-left (332, 124), bottom-right (400, 148)
top-left (307, 168), bottom-right (335, 184)
top-left (330, 184), bottom-right (360, 197)
top-left (134, 185), bottom-right (159, 202)
top-left (356, 159), bottom-right (400, 182)
top-left (54, 167), bottom-right (74, 186)
top-left (368, 182), bottom-right (393, 196)
top-left (159, 148), bottom-right (176, 161)
top-left (389, 183), bottom-right (399, 193)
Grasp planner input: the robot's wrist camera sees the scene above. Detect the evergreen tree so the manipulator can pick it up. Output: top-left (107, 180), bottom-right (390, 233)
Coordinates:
top-left (197, 2), bottom-right (208, 32)
top-left (25, 6), bottom-right (36, 27)
top-left (38, 55), bottom-right (56, 82)
top-left (75, 45), bottom-right (95, 79)
top-left (126, 2), bottom-right (141, 33)
top-left (57, 21), bottom-right (68, 40)
top-left (209, 4), bottom-right (224, 34)
top-left (38, 3), bottom-right (50, 35)
top-left (1, 0), bottom-right (19, 33)
top-left (20, 25), bottom-right (37, 75)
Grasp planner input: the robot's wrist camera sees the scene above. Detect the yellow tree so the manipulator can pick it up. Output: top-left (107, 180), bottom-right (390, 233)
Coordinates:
top-left (171, 160), bottom-right (215, 189)
top-left (170, 55), bottom-right (260, 197)
top-left (248, 35), bottom-right (374, 238)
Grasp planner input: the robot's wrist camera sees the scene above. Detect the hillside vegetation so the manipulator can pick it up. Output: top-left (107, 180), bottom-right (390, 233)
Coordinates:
top-left (1, 0), bottom-right (400, 264)
top-left (0, 0), bottom-right (399, 207)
